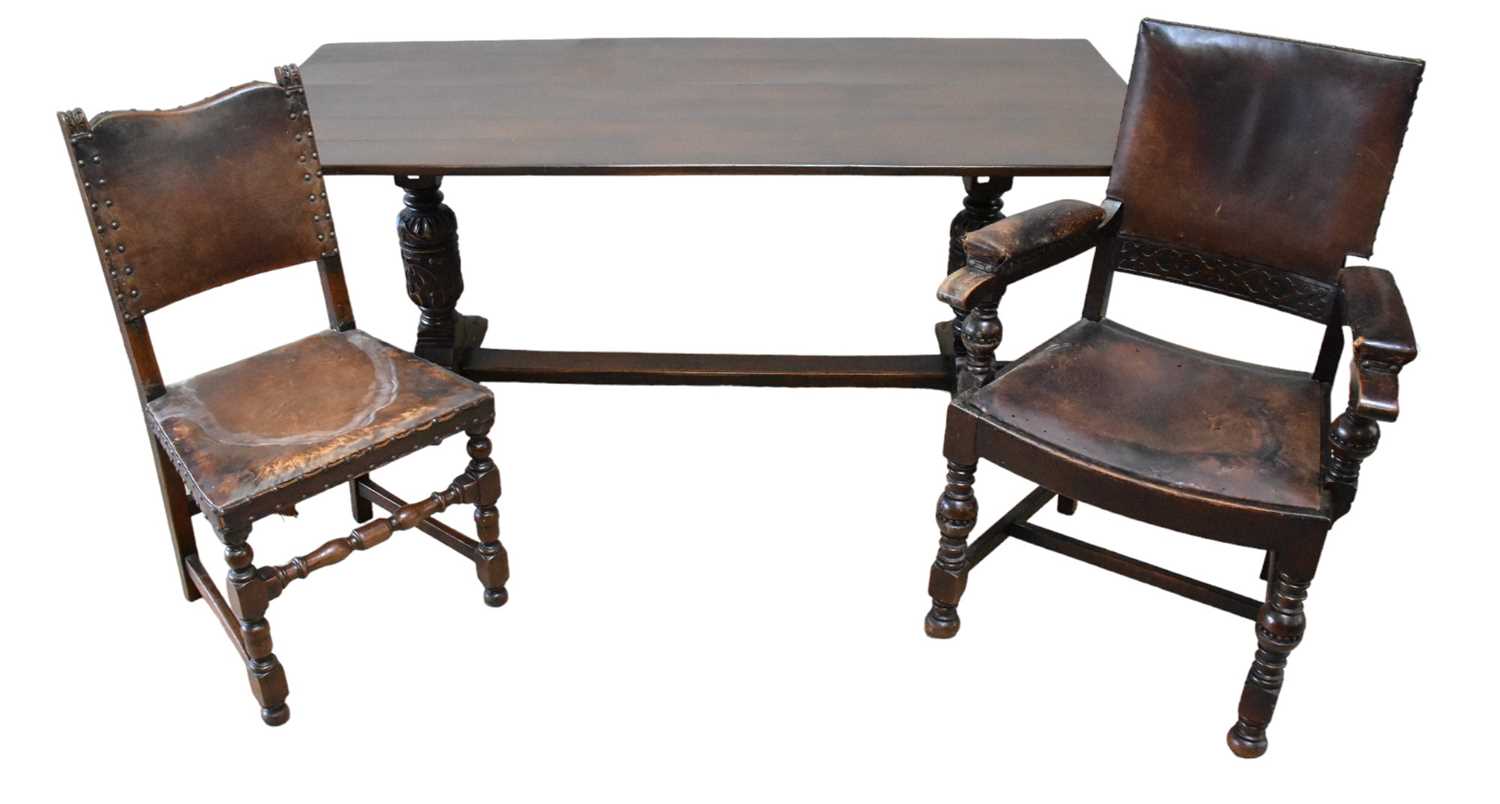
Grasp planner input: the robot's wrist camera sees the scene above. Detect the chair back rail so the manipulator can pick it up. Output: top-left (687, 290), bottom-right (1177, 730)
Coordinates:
top-left (58, 65), bottom-right (348, 399)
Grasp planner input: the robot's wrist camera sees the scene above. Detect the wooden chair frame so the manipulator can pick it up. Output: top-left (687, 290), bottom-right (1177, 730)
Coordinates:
top-left (923, 21), bottom-right (1422, 757)
top-left (59, 65), bottom-right (509, 726)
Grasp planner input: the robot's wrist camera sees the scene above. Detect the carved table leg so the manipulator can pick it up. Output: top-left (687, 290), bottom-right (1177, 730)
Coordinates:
top-left (218, 524), bottom-right (290, 726)
top-left (925, 460), bottom-right (979, 638)
top-left (464, 421), bottom-right (509, 607)
top-left (396, 175), bottom-right (488, 369)
top-left (941, 176), bottom-right (1012, 385)
top-left (1227, 551), bottom-right (1320, 758)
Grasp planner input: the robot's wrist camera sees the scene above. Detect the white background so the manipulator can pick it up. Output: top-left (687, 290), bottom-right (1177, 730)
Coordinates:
top-left (7, 0), bottom-right (1494, 799)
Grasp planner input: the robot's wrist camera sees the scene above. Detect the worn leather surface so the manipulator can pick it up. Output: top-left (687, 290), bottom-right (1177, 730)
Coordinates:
top-left (1340, 266), bottom-right (1417, 368)
top-left (1108, 20), bottom-right (1423, 282)
top-left (962, 200), bottom-right (1105, 280)
top-left (966, 319), bottom-right (1325, 513)
top-left (148, 330), bottom-right (492, 523)
top-left (72, 82), bottom-right (334, 318)
top-left (1339, 266), bottom-right (1415, 421)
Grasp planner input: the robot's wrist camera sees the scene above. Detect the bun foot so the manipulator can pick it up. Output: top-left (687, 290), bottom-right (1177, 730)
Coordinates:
top-left (924, 605), bottom-right (960, 639)
top-left (261, 704), bottom-right (290, 727)
top-left (484, 587), bottom-right (509, 608)
top-left (1226, 724), bottom-right (1267, 758)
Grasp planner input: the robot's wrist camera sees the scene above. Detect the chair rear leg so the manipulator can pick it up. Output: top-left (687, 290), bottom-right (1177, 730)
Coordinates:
top-left (464, 422), bottom-right (509, 607)
top-left (218, 524), bottom-right (291, 726)
top-left (925, 460), bottom-right (978, 638)
top-left (1227, 545), bottom-right (1320, 757)
top-left (150, 439), bottom-right (200, 602)
top-left (349, 474), bottom-right (373, 522)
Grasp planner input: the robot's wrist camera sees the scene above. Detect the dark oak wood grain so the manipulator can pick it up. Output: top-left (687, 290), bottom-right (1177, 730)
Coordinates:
top-left (301, 38), bottom-right (1124, 177)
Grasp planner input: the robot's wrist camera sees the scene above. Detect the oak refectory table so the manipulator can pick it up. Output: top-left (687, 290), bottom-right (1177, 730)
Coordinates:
top-left (300, 39), bottom-right (1125, 389)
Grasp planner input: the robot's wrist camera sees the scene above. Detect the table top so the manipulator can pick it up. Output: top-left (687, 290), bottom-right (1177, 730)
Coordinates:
top-left (301, 38), bottom-right (1125, 177)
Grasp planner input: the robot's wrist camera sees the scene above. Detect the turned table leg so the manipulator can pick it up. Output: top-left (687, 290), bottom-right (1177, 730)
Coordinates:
top-left (942, 176), bottom-right (1012, 385)
top-left (396, 175), bottom-right (488, 369)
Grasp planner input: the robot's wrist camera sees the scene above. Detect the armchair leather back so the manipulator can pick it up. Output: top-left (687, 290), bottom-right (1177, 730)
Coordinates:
top-left (1105, 19), bottom-right (1423, 320)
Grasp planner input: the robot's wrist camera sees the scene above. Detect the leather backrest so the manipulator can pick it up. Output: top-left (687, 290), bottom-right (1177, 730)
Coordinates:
top-left (60, 69), bottom-right (336, 321)
top-left (1108, 20), bottom-right (1423, 288)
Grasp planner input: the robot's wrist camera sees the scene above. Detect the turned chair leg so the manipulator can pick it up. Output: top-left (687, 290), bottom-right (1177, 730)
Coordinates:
top-left (218, 524), bottom-right (290, 726)
top-left (926, 460), bottom-right (978, 638)
top-left (1227, 561), bottom-right (1316, 757)
top-left (464, 423), bottom-right (509, 607)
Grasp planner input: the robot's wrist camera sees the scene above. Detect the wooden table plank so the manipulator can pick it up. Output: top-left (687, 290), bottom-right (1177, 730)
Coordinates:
top-left (301, 38), bottom-right (1124, 176)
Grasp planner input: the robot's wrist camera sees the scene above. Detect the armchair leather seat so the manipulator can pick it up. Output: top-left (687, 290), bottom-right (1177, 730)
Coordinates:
top-left (957, 319), bottom-right (1331, 544)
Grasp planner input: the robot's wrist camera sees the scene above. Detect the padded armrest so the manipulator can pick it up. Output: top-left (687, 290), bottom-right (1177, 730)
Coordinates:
top-left (1339, 266), bottom-right (1416, 421)
top-left (1341, 267), bottom-right (1417, 369)
top-left (961, 199), bottom-right (1107, 282)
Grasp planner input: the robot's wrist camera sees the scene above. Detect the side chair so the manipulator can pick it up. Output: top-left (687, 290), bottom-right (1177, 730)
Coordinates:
top-left (924, 20), bottom-right (1422, 757)
top-left (58, 65), bottom-right (510, 726)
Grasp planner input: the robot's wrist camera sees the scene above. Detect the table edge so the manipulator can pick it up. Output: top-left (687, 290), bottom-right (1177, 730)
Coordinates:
top-left (305, 37), bottom-right (1121, 179)
top-left (306, 36), bottom-right (1104, 56)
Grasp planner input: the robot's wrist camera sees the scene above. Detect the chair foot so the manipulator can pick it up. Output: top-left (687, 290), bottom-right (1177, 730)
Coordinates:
top-left (1057, 496), bottom-right (1077, 516)
top-left (1225, 723), bottom-right (1267, 758)
top-left (924, 605), bottom-right (960, 639)
top-left (261, 703), bottom-right (291, 727)
top-left (484, 586), bottom-right (509, 608)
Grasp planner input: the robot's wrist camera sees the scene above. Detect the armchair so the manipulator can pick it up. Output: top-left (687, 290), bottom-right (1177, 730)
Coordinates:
top-left (924, 19), bottom-right (1423, 757)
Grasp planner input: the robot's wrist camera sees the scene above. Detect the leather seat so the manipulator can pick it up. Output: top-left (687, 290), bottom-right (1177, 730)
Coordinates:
top-left (956, 318), bottom-right (1331, 543)
top-left (147, 329), bottom-right (493, 526)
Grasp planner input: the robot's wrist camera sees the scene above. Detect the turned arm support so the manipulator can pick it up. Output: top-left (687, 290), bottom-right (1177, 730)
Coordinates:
top-left (1324, 266), bottom-right (1417, 519)
top-left (939, 199), bottom-right (1114, 389)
